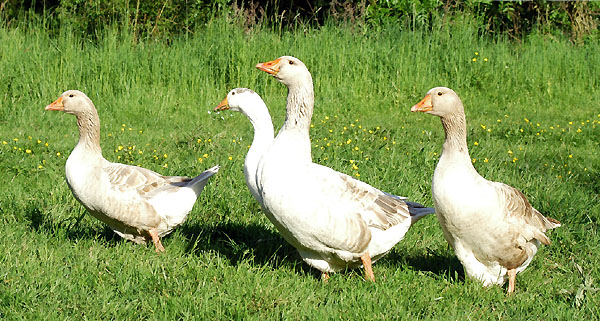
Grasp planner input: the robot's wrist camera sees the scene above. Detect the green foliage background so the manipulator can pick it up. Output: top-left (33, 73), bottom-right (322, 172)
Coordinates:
top-left (1, 0), bottom-right (598, 41)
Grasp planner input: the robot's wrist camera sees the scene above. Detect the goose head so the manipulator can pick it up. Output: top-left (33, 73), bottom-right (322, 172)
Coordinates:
top-left (45, 90), bottom-right (96, 116)
top-left (411, 87), bottom-right (464, 118)
top-left (256, 56), bottom-right (312, 88)
top-left (214, 88), bottom-right (269, 119)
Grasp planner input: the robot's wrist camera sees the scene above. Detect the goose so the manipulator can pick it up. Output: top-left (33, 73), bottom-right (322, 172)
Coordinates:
top-left (411, 87), bottom-right (560, 293)
top-left (255, 56), bottom-right (434, 281)
top-left (45, 90), bottom-right (219, 252)
top-left (214, 88), bottom-right (274, 207)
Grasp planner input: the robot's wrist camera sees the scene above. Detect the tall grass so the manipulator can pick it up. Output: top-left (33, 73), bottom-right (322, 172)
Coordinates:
top-left (0, 17), bottom-right (598, 319)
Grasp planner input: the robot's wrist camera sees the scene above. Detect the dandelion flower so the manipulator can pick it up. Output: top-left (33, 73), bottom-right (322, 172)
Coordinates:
top-left (472, 58), bottom-right (477, 62)
top-left (484, 158), bottom-right (489, 163)
top-left (512, 157), bottom-right (518, 163)
top-left (474, 141), bottom-right (479, 146)
top-left (38, 165), bottom-right (43, 169)
top-left (472, 158), bottom-right (477, 163)
top-left (25, 149), bottom-right (32, 154)
top-left (228, 156), bottom-right (233, 160)
top-left (483, 58), bottom-right (488, 62)
top-left (475, 52), bottom-right (479, 55)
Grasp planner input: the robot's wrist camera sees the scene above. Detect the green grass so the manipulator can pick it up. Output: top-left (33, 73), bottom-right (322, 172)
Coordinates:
top-left (1, 18), bottom-right (599, 319)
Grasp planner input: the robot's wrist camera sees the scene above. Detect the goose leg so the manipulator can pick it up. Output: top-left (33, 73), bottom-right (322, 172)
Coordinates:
top-left (507, 268), bottom-right (516, 294)
top-left (361, 253), bottom-right (375, 282)
top-left (321, 272), bottom-right (330, 282)
top-left (149, 229), bottom-right (165, 252)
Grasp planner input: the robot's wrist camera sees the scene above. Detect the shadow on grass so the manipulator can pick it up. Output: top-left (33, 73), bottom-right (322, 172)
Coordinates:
top-left (384, 247), bottom-right (465, 283)
top-left (179, 218), bottom-right (318, 278)
top-left (25, 205), bottom-right (123, 248)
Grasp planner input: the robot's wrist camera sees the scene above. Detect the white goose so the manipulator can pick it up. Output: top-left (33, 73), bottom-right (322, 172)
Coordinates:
top-left (255, 56), bottom-right (434, 281)
top-left (45, 90), bottom-right (219, 252)
top-left (411, 87), bottom-right (560, 293)
top-left (214, 88), bottom-right (274, 207)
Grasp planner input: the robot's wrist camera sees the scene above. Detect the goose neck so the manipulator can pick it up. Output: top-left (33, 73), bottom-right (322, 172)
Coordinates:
top-left (282, 83), bottom-right (314, 133)
top-left (440, 112), bottom-right (469, 158)
top-left (75, 110), bottom-right (102, 155)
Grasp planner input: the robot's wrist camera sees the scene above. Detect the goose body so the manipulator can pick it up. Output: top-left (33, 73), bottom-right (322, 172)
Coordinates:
top-left (214, 88), bottom-right (274, 207)
top-left (412, 87), bottom-right (560, 292)
top-left (255, 56), bottom-right (434, 280)
top-left (46, 90), bottom-right (219, 251)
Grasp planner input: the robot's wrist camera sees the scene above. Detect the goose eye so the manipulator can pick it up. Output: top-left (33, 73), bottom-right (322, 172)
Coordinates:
top-left (69, 94), bottom-right (74, 98)
top-left (231, 92), bottom-right (235, 95)
top-left (437, 92), bottom-right (442, 96)
top-left (289, 60), bottom-right (294, 65)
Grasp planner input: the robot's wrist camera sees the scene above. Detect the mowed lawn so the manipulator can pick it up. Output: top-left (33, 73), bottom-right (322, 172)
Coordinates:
top-left (0, 18), bottom-right (599, 319)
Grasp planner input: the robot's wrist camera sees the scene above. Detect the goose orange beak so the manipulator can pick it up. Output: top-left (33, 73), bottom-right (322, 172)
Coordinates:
top-left (45, 96), bottom-right (64, 111)
top-left (256, 58), bottom-right (281, 75)
top-left (214, 96), bottom-right (229, 111)
top-left (411, 94), bottom-right (432, 112)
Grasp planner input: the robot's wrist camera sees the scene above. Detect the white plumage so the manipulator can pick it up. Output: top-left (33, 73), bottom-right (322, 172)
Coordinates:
top-left (214, 88), bottom-right (274, 207)
top-left (255, 56), bottom-right (434, 281)
top-left (411, 87), bottom-right (560, 293)
top-left (46, 90), bottom-right (219, 251)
